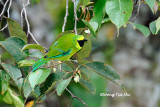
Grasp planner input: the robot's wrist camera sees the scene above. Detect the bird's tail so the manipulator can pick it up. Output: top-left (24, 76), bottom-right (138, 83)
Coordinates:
top-left (32, 57), bottom-right (47, 72)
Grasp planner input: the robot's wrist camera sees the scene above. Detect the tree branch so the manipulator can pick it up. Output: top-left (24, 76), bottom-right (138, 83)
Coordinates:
top-left (21, 0), bottom-right (40, 45)
top-left (66, 88), bottom-right (88, 107)
top-left (62, 0), bottom-right (69, 32)
top-left (0, 0), bottom-right (9, 17)
top-left (132, 0), bottom-right (141, 22)
top-left (0, 0), bottom-right (12, 31)
top-left (72, 0), bottom-right (78, 35)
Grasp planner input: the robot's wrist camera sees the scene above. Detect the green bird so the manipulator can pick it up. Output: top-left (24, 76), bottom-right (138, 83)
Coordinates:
top-left (32, 33), bottom-right (87, 72)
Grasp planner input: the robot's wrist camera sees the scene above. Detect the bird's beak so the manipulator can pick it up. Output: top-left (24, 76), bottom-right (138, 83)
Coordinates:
top-left (84, 39), bottom-right (88, 42)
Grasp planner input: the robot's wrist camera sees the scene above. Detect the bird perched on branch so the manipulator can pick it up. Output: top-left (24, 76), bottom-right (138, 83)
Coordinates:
top-left (32, 33), bottom-right (87, 72)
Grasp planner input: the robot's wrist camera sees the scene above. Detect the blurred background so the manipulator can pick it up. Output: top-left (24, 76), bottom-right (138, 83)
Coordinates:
top-left (0, 0), bottom-right (160, 107)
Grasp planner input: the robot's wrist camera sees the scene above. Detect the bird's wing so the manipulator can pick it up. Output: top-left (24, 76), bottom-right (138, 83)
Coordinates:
top-left (44, 49), bottom-right (71, 59)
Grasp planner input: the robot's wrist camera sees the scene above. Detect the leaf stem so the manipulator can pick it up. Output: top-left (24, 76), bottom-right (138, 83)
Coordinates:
top-left (72, 0), bottom-right (78, 35)
top-left (62, 0), bottom-right (69, 32)
top-left (66, 88), bottom-right (88, 107)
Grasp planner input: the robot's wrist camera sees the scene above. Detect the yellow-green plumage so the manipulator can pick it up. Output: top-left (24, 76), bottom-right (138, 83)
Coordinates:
top-left (32, 33), bottom-right (86, 72)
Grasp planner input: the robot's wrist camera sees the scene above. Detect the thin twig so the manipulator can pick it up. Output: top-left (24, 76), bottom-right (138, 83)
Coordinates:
top-left (62, 0), bottom-right (69, 32)
top-left (0, 0), bottom-right (9, 17)
top-left (7, 0), bottom-right (12, 18)
top-left (44, 61), bottom-right (65, 68)
top-left (132, 0), bottom-right (141, 22)
top-left (72, 0), bottom-right (78, 35)
top-left (21, 0), bottom-right (40, 44)
top-left (20, 8), bottom-right (24, 27)
top-left (66, 88), bottom-right (88, 107)
top-left (0, 0), bottom-right (12, 31)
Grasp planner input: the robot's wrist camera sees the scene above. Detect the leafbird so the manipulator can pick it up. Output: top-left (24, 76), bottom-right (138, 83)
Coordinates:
top-left (32, 33), bottom-right (87, 72)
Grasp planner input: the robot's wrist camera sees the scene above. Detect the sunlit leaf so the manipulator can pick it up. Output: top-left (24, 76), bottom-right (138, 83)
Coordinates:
top-left (18, 60), bottom-right (36, 67)
top-left (0, 41), bottom-right (25, 63)
top-left (29, 69), bottom-right (51, 89)
top-left (90, 0), bottom-right (106, 26)
top-left (156, 17), bottom-right (160, 34)
top-left (145, 0), bottom-right (156, 13)
top-left (23, 76), bottom-right (32, 98)
top-left (56, 77), bottom-right (72, 96)
top-left (82, 20), bottom-right (96, 37)
top-left (5, 37), bottom-right (29, 57)
top-left (82, 0), bottom-right (106, 37)
top-left (0, 63), bottom-right (23, 90)
top-left (22, 44), bottom-right (45, 53)
top-left (149, 20), bottom-right (157, 35)
top-left (130, 22), bottom-right (150, 37)
top-left (3, 88), bottom-right (24, 107)
top-left (106, 0), bottom-right (133, 29)
top-left (7, 18), bottom-right (27, 43)
top-left (153, 1), bottom-right (158, 14)
top-left (102, 18), bottom-right (111, 24)
top-left (5, 37), bottom-right (26, 49)
top-left (0, 70), bottom-right (9, 94)
top-left (29, 51), bottom-right (44, 58)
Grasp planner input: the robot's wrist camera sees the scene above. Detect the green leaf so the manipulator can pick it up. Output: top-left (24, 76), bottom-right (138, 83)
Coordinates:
top-left (130, 22), bottom-right (151, 37)
top-left (36, 69), bottom-right (51, 84)
top-left (82, 20), bottom-right (97, 37)
top-left (106, 0), bottom-right (133, 29)
top-left (3, 88), bottom-right (24, 107)
top-left (145, 0), bottom-right (156, 12)
top-left (56, 77), bottom-right (72, 96)
top-left (0, 63), bottom-right (23, 90)
top-left (79, 78), bottom-right (96, 94)
top-left (79, 65), bottom-right (89, 80)
top-left (40, 72), bottom-right (67, 94)
top-left (32, 86), bottom-right (41, 98)
top-left (77, 34), bottom-right (92, 60)
top-left (82, 0), bottom-right (90, 7)
top-left (102, 18), bottom-right (111, 24)
top-left (156, 17), bottom-right (160, 34)
top-left (23, 75), bottom-right (32, 98)
top-left (61, 63), bottom-right (73, 72)
top-left (22, 44), bottom-right (45, 53)
top-left (149, 20), bottom-right (157, 35)
top-left (7, 18), bottom-right (27, 43)
top-left (0, 41), bottom-right (25, 62)
top-left (84, 62), bottom-right (120, 84)
top-left (76, 0), bottom-right (90, 10)
top-left (5, 37), bottom-right (29, 57)
top-left (29, 69), bottom-right (51, 90)
top-left (0, 70), bottom-right (9, 94)
top-left (5, 37), bottom-right (26, 49)
top-left (82, 0), bottom-right (106, 37)
top-left (29, 51), bottom-right (44, 58)
top-left (18, 60), bottom-right (36, 67)
top-left (90, 0), bottom-right (106, 26)
top-left (2, 89), bottom-right (13, 104)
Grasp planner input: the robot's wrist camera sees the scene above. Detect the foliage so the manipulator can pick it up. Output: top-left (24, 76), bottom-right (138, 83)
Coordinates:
top-left (0, 0), bottom-right (160, 107)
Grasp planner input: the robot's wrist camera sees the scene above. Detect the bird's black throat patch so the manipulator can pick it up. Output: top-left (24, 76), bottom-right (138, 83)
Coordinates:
top-left (77, 39), bottom-right (88, 47)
